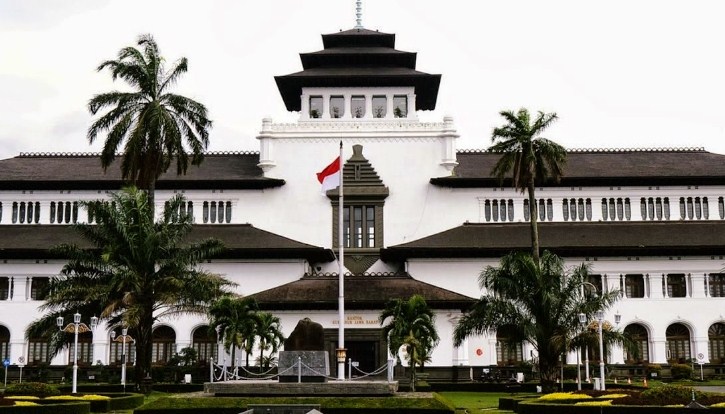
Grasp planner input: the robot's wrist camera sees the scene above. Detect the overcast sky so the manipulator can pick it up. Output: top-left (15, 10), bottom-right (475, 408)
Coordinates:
top-left (1, 0), bottom-right (724, 161)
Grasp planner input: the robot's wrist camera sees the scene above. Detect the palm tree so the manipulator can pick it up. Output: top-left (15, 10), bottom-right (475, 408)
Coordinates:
top-left (488, 108), bottom-right (566, 262)
top-left (453, 251), bottom-right (622, 392)
top-left (88, 34), bottom-right (212, 209)
top-left (26, 187), bottom-right (232, 385)
top-left (379, 294), bottom-right (439, 391)
top-left (208, 296), bottom-right (260, 369)
top-left (255, 312), bottom-right (285, 370)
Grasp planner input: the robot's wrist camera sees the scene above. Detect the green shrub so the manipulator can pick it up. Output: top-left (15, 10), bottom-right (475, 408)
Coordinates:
top-left (4, 382), bottom-right (61, 398)
top-left (670, 363), bottom-right (693, 380)
top-left (641, 384), bottom-right (702, 404)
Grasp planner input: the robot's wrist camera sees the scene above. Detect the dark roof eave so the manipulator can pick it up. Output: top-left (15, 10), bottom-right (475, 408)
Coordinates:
top-left (381, 246), bottom-right (725, 261)
top-left (0, 178), bottom-right (286, 191)
top-left (430, 176), bottom-right (725, 188)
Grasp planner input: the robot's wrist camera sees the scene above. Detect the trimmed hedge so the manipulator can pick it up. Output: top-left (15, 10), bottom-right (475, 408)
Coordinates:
top-left (136, 395), bottom-right (455, 414)
top-left (0, 401), bottom-right (90, 414)
top-left (0, 393), bottom-right (143, 413)
top-left (516, 400), bottom-right (725, 414)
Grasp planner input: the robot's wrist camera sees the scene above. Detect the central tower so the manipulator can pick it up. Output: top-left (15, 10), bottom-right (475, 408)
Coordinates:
top-left (274, 27), bottom-right (441, 121)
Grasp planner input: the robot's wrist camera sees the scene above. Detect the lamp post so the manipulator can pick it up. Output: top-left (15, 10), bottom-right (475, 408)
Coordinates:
top-left (578, 313), bottom-right (590, 383)
top-left (57, 313), bottom-right (98, 394)
top-left (577, 313), bottom-right (586, 391)
top-left (595, 310), bottom-right (606, 390)
top-left (111, 328), bottom-right (134, 393)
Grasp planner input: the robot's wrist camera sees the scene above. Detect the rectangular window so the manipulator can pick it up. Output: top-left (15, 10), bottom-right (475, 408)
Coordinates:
top-left (28, 340), bottom-right (51, 365)
top-left (351, 96), bottom-right (365, 118)
top-left (330, 96), bottom-right (344, 118)
top-left (366, 206), bottom-right (375, 248)
top-left (667, 274), bottom-right (687, 298)
top-left (710, 274), bottom-right (725, 297)
top-left (344, 205), bottom-right (376, 249)
top-left (151, 342), bottom-right (174, 364)
top-left (31, 277), bottom-right (50, 301)
top-left (372, 96), bottom-right (387, 118)
top-left (0, 277), bottom-right (9, 300)
top-left (69, 339), bottom-right (94, 365)
top-left (625, 274), bottom-right (645, 298)
top-left (309, 96), bottom-right (323, 118)
top-left (587, 274), bottom-right (602, 295)
top-left (393, 95), bottom-right (407, 118)
top-left (109, 341), bottom-right (136, 365)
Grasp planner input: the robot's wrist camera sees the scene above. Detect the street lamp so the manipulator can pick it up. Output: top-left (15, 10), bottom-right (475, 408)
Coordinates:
top-left (110, 328), bottom-right (134, 393)
top-left (57, 313), bottom-right (98, 394)
top-left (595, 310), bottom-right (606, 391)
top-left (578, 313), bottom-right (590, 383)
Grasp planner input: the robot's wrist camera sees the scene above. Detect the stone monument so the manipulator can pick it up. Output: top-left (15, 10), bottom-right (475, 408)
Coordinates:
top-left (278, 318), bottom-right (329, 383)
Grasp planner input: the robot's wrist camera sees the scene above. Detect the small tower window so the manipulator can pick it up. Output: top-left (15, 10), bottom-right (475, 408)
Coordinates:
top-left (372, 96), bottom-right (387, 118)
top-left (351, 96), bottom-right (365, 118)
top-left (330, 96), bottom-right (344, 118)
top-left (393, 95), bottom-right (408, 118)
top-left (309, 96), bottom-right (323, 118)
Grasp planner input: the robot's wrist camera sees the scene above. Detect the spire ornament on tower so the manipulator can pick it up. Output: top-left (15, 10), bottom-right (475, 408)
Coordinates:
top-left (354, 0), bottom-right (364, 29)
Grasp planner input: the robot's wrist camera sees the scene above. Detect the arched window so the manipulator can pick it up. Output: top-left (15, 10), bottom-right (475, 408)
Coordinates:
top-left (666, 323), bottom-right (691, 363)
top-left (192, 326), bottom-right (218, 365)
top-left (152, 326), bottom-right (176, 365)
top-left (624, 324), bottom-right (649, 363)
top-left (709, 323), bottom-right (725, 363)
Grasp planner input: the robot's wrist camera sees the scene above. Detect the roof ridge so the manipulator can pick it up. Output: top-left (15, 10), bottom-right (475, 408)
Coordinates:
top-left (457, 147), bottom-right (707, 154)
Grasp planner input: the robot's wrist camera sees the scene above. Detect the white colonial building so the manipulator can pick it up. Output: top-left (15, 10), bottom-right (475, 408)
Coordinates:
top-left (0, 22), bottom-right (724, 381)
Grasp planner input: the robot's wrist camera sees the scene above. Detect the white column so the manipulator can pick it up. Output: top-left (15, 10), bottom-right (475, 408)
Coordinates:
top-left (651, 336), bottom-right (667, 364)
top-left (663, 274), bottom-right (669, 298)
top-left (365, 94), bottom-right (373, 119)
top-left (322, 94), bottom-right (330, 119)
top-left (649, 273), bottom-right (664, 299)
top-left (300, 93), bottom-right (309, 119)
top-left (12, 277), bottom-right (28, 301)
top-left (693, 336), bottom-right (710, 363)
top-left (691, 273), bottom-right (706, 298)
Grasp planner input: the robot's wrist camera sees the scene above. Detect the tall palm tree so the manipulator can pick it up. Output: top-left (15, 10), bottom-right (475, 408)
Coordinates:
top-left (379, 294), bottom-right (439, 391)
top-left (26, 187), bottom-right (232, 385)
top-left (255, 312), bottom-right (285, 370)
top-left (488, 108), bottom-right (566, 262)
top-left (88, 34), bottom-right (212, 209)
top-left (453, 251), bottom-right (622, 392)
top-left (208, 296), bottom-right (260, 369)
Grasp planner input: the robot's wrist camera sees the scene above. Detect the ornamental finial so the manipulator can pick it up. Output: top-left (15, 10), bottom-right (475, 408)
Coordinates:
top-left (354, 0), bottom-right (364, 29)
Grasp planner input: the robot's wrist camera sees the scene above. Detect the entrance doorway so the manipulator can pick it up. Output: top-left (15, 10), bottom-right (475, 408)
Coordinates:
top-left (324, 328), bottom-right (386, 378)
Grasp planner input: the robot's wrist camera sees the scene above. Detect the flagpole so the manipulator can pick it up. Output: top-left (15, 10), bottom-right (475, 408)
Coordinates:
top-left (337, 140), bottom-right (346, 380)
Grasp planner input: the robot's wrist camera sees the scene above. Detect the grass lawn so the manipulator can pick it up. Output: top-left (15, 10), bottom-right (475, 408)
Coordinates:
top-left (437, 391), bottom-right (517, 413)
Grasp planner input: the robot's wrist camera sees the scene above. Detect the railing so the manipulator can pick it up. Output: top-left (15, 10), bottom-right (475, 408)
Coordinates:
top-left (209, 357), bottom-right (395, 383)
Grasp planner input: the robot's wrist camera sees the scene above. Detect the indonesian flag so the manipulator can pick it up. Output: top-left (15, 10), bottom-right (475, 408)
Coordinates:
top-left (316, 156), bottom-right (341, 193)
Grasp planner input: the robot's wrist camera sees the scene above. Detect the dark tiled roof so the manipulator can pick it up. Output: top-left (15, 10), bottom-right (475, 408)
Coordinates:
top-left (0, 224), bottom-right (334, 262)
top-left (381, 221), bottom-right (725, 259)
top-left (250, 275), bottom-right (475, 311)
top-left (275, 28), bottom-right (440, 111)
top-left (0, 153), bottom-right (284, 190)
top-left (432, 149), bottom-right (725, 187)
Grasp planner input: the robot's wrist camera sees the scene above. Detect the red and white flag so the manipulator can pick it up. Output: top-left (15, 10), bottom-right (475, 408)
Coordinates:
top-left (316, 156), bottom-right (341, 193)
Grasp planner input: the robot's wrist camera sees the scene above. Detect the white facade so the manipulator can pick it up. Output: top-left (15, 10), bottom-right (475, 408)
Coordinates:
top-left (1, 25), bottom-right (724, 380)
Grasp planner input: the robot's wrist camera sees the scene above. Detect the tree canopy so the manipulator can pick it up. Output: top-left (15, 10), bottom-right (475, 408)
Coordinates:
top-left (26, 186), bottom-right (232, 384)
top-left (488, 108), bottom-right (566, 261)
top-left (453, 251), bottom-right (622, 392)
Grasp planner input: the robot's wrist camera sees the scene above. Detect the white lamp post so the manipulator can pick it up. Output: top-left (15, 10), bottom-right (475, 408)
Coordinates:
top-left (595, 310), bottom-right (606, 390)
top-left (111, 328), bottom-right (134, 393)
top-left (57, 313), bottom-right (98, 394)
top-left (578, 313), bottom-right (590, 383)
top-left (577, 313), bottom-right (586, 390)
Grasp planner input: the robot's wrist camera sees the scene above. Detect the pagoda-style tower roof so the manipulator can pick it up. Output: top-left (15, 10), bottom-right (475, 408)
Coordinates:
top-left (275, 28), bottom-right (441, 112)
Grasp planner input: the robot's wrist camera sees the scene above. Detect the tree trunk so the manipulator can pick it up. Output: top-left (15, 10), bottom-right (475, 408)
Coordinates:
top-left (527, 177), bottom-right (540, 263)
